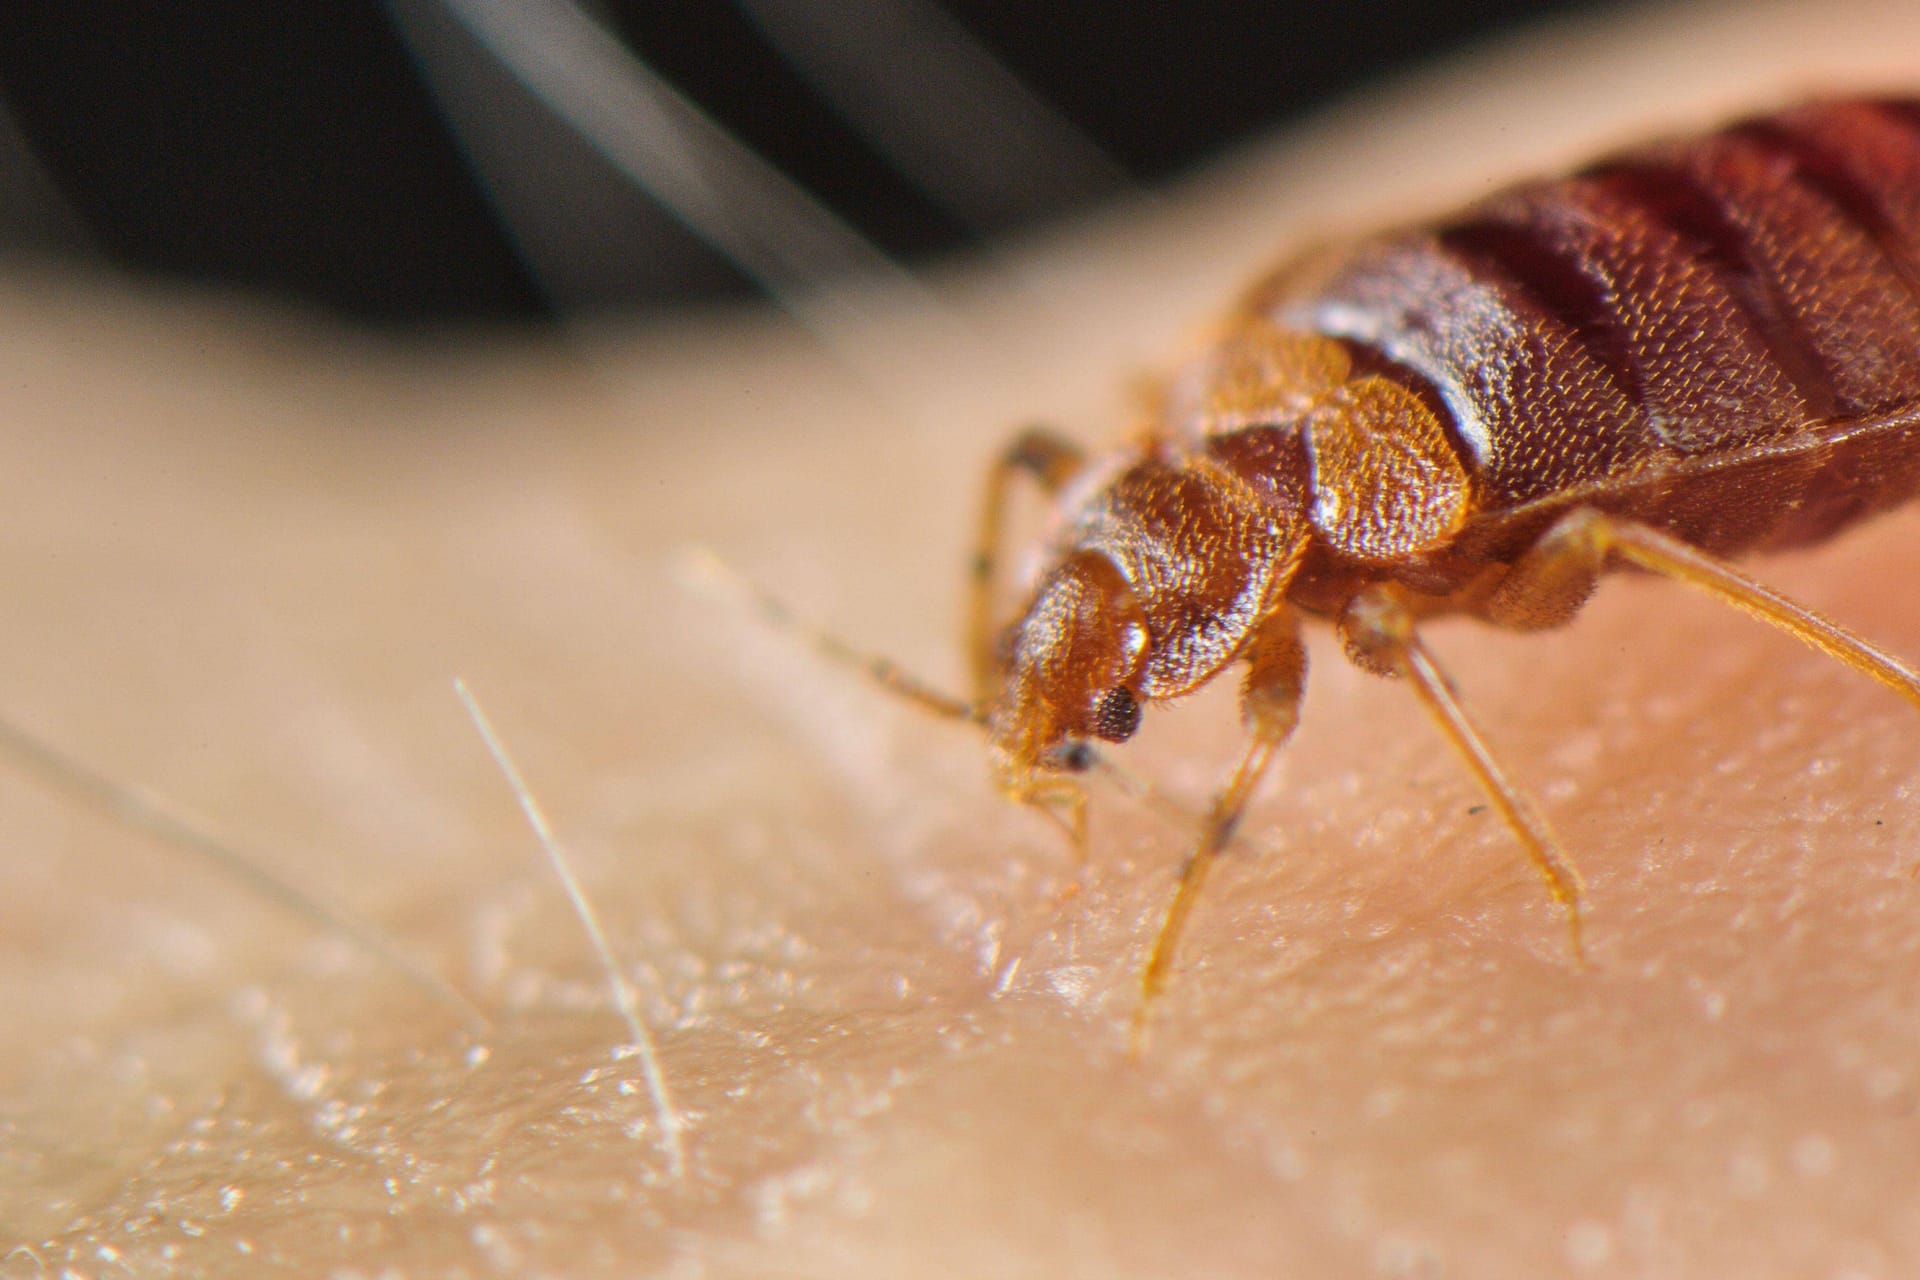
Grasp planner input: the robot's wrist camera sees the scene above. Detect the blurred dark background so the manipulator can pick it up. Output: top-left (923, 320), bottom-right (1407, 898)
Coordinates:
top-left (0, 0), bottom-right (1607, 327)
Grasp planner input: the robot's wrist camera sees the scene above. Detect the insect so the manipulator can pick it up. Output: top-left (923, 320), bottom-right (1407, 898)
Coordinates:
top-left (729, 95), bottom-right (1920, 1049)
top-left (971, 94), bottom-right (1920, 1045)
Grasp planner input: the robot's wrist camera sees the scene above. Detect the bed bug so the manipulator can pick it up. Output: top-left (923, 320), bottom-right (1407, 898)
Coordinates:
top-left (726, 95), bottom-right (1920, 1049)
top-left (957, 94), bottom-right (1920, 1047)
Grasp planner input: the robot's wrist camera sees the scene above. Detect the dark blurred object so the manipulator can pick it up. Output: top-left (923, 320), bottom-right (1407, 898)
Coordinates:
top-left (0, 0), bottom-right (1604, 326)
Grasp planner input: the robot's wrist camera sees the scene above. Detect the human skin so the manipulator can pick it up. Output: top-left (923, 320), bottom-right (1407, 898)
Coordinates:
top-left (5, 3), bottom-right (1920, 1276)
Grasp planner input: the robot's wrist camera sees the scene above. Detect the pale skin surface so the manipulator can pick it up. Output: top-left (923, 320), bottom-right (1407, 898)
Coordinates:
top-left (5, 3), bottom-right (1920, 1276)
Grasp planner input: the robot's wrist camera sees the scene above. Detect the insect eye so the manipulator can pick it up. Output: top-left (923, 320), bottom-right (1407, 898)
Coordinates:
top-left (1091, 685), bottom-right (1141, 743)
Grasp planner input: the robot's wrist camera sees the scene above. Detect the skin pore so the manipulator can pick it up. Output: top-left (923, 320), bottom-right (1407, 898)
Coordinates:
top-left (6, 2), bottom-right (1920, 1276)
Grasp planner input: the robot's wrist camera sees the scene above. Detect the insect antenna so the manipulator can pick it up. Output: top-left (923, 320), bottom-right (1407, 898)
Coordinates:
top-left (454, 677), bottom-right (687, 1183)
top-left (679, 545), bottom-right (983, 726)
top-left (677, 545), bottom-right (1202, 835)
top-left (0, 711), bottom-right (492, 1032)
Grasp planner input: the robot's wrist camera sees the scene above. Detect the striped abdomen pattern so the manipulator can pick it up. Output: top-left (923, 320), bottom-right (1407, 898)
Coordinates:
top-left (1267, 98), bottom-right (1920, 517)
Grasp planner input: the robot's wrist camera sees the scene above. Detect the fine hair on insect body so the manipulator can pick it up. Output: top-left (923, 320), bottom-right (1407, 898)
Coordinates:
top-left (734, 95), bottom-right (1920, 1051)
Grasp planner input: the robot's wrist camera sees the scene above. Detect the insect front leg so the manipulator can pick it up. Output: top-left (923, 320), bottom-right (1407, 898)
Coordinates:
top-left (968, 427), bottom-right (1089, 703)
top-left (1340, 583), bottom-right (1588, 960)
top-left (1130, 607), bottom-right (1305, 1054)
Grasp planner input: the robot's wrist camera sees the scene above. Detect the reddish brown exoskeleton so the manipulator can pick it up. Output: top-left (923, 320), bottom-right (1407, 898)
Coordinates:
top-left (715, 96), bottom-right (1920, 1048)
top-left (953, 96), bottom-right (1920, 1047)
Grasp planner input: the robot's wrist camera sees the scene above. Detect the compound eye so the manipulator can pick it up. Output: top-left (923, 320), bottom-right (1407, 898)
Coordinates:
top-left (1090, 685), bottom-right (1141, 743)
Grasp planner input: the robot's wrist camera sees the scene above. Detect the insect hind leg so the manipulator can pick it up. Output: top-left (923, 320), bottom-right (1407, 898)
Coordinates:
top-left (1341, 584), bottom-right (1588, 961)
top-left (1489, 507), bottom-right (1920, 712)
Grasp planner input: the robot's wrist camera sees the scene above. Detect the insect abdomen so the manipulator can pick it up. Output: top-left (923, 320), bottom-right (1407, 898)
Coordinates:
top-left (1263, 98), bottom-right (1920, 542)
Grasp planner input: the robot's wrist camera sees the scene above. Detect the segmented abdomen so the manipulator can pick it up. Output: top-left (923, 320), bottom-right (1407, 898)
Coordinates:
top-left (1263, 98), bottom-right (1920, 536)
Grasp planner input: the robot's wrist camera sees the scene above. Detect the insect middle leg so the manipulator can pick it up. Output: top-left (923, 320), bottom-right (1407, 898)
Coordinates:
top-left (967, 427), bottom-right (1088, 704)
top-left (1131, 608), bottom-right (1306, 1053)
top-left (1485, 507), bottom-right (1920, 711)
top-left (1340, 583), bottom-right (1588, 959)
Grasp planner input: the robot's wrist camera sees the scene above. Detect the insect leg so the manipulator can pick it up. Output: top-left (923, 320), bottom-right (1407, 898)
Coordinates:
top-left (968, 427), bottom-right (1088, 703)
top-left (1342, 584), bottom-right (1587, 960)
top-left (1489, 508), bottom-right (1920, 712)
top-left (1130, 609), bottom-right (1304, 1054)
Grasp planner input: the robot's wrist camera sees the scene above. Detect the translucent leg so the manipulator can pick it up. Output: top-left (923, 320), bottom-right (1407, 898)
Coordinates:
top-left (1343, 584), bottom-right (1586, 960)
top-left (1623, 516), bottom-right (1920, 709)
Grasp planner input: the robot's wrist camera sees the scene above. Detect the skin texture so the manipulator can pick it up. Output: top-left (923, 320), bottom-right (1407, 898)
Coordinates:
top-left (6, 2), bottom-right (1920, 1276)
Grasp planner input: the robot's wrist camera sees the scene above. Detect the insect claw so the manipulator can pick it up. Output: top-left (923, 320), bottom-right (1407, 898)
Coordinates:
top-left (1564, 898), bottom-right (1590, 969)
top-left (1125, 998), bottom-right (1155, 1061)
